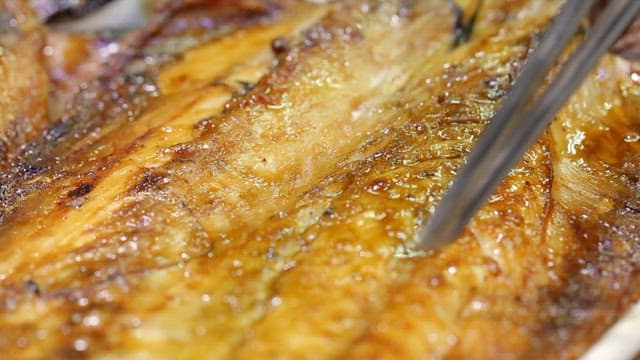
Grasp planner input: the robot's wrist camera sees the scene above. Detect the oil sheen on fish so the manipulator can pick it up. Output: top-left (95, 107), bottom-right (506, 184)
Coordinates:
top-left (0, 0), bottom-right (639, 359)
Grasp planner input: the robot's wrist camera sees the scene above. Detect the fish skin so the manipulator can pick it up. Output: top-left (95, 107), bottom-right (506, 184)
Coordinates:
top-left (0, 1), bottom-right (50, 164)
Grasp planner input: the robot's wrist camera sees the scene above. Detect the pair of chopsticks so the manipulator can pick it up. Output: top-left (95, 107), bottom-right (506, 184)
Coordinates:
top-left (420, 0), bottom-right (640, 250)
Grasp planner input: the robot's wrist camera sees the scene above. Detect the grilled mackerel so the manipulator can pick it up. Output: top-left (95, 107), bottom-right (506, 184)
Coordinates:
top-left (1, 0), bottom-right (640, 358)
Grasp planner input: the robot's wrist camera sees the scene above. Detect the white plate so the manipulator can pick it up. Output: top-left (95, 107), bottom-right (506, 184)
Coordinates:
top-left (581, 302), bottom-right (640, 360)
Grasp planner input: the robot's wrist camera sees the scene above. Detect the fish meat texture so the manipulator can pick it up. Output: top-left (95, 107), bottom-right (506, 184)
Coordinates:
top-left (0, 0), bottom-right (640, 359)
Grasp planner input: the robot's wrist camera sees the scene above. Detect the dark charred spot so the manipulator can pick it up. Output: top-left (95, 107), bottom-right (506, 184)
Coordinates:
top-left (132, 170), bottom-right (167, 193)
top-left (323, 207), bottom-right (335, 218)
top-left (451, 0), bottom-right (482, 48)
top-left (271, 37), bottom-right (291, 55)
top-left (68, 182), bottom-right (95, 199)
top-left (24, 279), bottom-right (41, 296)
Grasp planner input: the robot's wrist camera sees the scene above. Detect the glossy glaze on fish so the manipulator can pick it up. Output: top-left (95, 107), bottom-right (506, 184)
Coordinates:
top-left (0, 0), bottom-right (639, 358)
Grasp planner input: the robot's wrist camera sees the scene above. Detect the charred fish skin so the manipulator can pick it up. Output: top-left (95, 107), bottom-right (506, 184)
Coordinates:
top-left (0, 0), bottom-right (286, 221)
top-left (0, 0), bottom-right (639, 359)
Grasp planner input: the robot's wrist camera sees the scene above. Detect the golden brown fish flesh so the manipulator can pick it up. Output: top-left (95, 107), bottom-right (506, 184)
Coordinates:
top-left (1, 0), bottom-right (640, 358)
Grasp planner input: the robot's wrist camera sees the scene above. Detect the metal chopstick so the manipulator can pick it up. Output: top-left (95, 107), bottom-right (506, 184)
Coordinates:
top-left (419, 0), bottom-right (640, 250)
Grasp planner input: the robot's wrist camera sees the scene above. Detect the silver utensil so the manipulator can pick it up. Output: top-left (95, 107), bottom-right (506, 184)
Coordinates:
top-left (419, 0), bottom-right (640, 250)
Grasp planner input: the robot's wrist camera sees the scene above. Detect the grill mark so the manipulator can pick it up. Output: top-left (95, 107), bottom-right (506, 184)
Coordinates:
top-left (0, 92), bottom-right (204, 232)
top-left (64, 181), bottom-right (96, 208)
